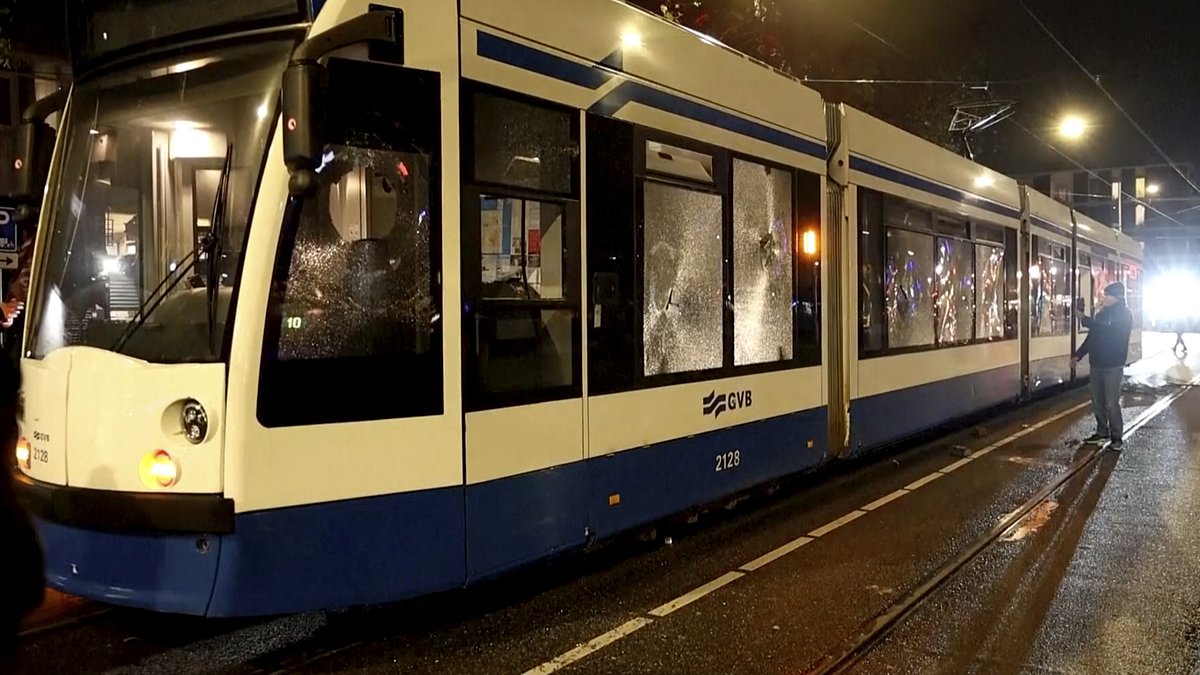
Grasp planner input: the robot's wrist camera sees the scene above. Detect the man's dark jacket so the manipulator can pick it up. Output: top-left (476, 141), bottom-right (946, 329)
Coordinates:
top-left (1074, 300), bottom-right (1133, 368)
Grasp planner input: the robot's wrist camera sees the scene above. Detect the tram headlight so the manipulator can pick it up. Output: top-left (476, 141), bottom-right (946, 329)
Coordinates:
top-left (140, 450), bottom-right (180, 488)
top-left (181, 399), bottom-right (208, 444)
top-left (15, 437), bottom-right (30, 470)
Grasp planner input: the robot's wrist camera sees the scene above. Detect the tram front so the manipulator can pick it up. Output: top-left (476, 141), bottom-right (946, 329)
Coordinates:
top-left (11, 1), bottom-right (302, 613)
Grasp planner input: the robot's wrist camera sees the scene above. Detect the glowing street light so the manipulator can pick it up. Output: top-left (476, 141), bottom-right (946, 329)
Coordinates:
top-left (1058, 115), bottom-right (1087, 140)
top-left (1147, 183), bottom-right (1161, 195)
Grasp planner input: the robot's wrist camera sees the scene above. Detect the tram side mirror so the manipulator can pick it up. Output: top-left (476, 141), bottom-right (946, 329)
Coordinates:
top-left (281, 62), bottom-right (324, 195)
top-left (280, 8), bottom-right (404, 196)
top-left (13, 89), bottom-right (68, 224)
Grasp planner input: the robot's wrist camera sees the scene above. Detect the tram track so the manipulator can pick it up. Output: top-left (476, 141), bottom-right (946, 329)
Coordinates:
top-left (802, 380), bottom-right (1196, 675)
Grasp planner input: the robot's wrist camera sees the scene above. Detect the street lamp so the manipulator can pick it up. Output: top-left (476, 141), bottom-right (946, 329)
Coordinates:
top-left (1058, 115), bottom-right (1087, 140)
top-left (1147, 183), bottom-right (1161, 195)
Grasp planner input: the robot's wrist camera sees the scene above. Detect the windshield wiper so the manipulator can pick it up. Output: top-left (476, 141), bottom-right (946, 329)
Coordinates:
top-left (111, 250), bottom-right (199, 353)
top-left (205, 143), bottom-right (234, 354)
top-left (111, 143), bottom-right (233, 357)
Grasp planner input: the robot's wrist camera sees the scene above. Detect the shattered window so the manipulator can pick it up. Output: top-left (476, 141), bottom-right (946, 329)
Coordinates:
top-left (258, 57), bottom-right (443, 426)
top-left (733, 158), bottom-right (793, 365)
top-left (885, 228), bottom-right (935, 349)
top-left (643, 181), bottom-right (723, 376)
top-left (975, 244), bottom-right (1005, 339)
top-left (272, 145), bottom-right (436, 361)
top-left (472, 90), bottom-right (575, 194)
top-left (935, 236), bottom-right (975, 345)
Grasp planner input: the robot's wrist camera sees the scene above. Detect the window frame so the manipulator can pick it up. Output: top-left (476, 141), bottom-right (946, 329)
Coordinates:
top-left (257, 58), bottom-right (444, 427)
top-left (460, 81), bottom-right (583, 412)
top-left (859, 186), bottom-right (1019, 359)
top-left (584, 115), bottom-right (823, 396)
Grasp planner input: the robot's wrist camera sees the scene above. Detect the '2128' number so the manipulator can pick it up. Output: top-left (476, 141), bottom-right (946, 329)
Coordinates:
top-left (715, 450), bottom-right (741, 472)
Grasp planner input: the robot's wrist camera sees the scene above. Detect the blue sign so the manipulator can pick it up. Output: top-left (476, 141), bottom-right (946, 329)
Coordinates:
top-left (0, 207), bottom-right (16, 253)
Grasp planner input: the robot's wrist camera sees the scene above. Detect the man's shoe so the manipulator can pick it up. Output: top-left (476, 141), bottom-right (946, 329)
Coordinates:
top-left (1109, 439), bottom-right (1124, 451)
top-left (1085, 433), bottom-right (1108, 443)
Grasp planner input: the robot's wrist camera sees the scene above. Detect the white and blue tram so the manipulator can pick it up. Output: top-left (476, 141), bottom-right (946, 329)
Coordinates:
top-left (10, 0), bottom-right (1142, 617)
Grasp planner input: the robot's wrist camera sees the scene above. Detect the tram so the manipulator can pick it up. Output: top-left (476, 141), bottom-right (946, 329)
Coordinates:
top-left (10, 0), bottom-right (1142, 616)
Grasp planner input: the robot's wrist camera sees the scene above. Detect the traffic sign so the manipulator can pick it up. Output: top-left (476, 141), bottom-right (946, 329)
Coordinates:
top-left (0, 251), bottom-right (17, 270)
top-left (0, 206), bottom-right (17, 253)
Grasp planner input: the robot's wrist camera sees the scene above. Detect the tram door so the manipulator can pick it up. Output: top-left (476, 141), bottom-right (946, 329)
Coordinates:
top-left (460, 83), bottom-right (585, 580)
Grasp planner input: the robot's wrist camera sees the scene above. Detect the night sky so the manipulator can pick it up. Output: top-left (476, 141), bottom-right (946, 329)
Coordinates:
top-left (773, 0), bottom-right (1200, 176)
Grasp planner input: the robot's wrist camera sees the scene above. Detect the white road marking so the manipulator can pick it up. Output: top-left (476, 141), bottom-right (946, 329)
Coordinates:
top-left (522, 618), bottom-right (654, 675)
top-left (523, 396), bottom-right (1123, 674)
top-left (861, 488), bottom-right (910, 511)
top-left (740, 536), bottom-right (814, 572)
top-left (969, 446), bottom-right (997, 459)
top-left (647, 571), bottom-right (744, 617)
top-left (809, 509), bottom-right (867, 537)
top-left (904, 473), bottom-right (943, 490)
top-left (939, 457), bottom-right (974, 474)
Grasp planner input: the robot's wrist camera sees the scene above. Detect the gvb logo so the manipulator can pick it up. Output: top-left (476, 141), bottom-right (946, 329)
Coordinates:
top-left (702, 390), bottom-right (753, 419)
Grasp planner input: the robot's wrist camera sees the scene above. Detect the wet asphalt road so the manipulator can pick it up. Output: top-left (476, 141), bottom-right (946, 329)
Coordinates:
top-left (12, 340), bottom-right (1200, 674)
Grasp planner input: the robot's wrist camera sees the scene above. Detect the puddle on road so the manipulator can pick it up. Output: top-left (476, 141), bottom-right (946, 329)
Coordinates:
top-left (999, 500), bottom-right (1059, 542)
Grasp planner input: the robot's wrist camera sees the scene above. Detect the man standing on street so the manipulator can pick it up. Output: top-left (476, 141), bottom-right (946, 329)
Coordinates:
top-left (1073, 282), bottom-right (1134, 450)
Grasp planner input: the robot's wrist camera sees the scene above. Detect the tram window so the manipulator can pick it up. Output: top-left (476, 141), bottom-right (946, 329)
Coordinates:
top-left (1123, 263), bottom-right (1142, 327)
top-left (1077, 258), bottom-right (1093, 333)
top-left (258, 59), bottom-right (442, 426)
top-left (643, 180), bottom-right (724, 376)
top-left (934, 236), bottom-right (975, 345)
top-left (471, 89), bottom-right (575, 195)
top-left (975, 243), bottom-right (1005, 340)
top-left (733, 158), bottom-right (793, 365)
top-left (885, 228), bottom-right (936, 349)
top-left (463, 85), bottom-right (581, 410)
top-left (1031, 240), bottom-right (1071, 337)
top-left (859, 188), bottom-right (886, 355)
top-left (480, 197), bottom-right (566, 301)
top-left (474, 306), bottom-right (574, 395)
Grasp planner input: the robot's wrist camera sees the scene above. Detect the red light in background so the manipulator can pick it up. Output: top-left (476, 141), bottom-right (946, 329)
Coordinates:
top-left (397, 161), bottom-right (409, 177)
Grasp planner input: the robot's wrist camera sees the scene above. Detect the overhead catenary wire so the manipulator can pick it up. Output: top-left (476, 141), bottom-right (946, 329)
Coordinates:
top-left (1017, 0), bottom-right (1200, 201)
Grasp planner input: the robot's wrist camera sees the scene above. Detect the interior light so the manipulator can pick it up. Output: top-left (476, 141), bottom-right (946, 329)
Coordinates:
top-left (802, 230), bottom-right (818, 256)
top-left (974, 174), bottom-right (995, 188)
top-left (621, 31), bottom-right (643, 48)
top-left (101, 256), bottom-right (120, 276)
top-left (139, 450), bottom-right (180, 488)
top-left (256, 104), bottom-right (269, 120)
